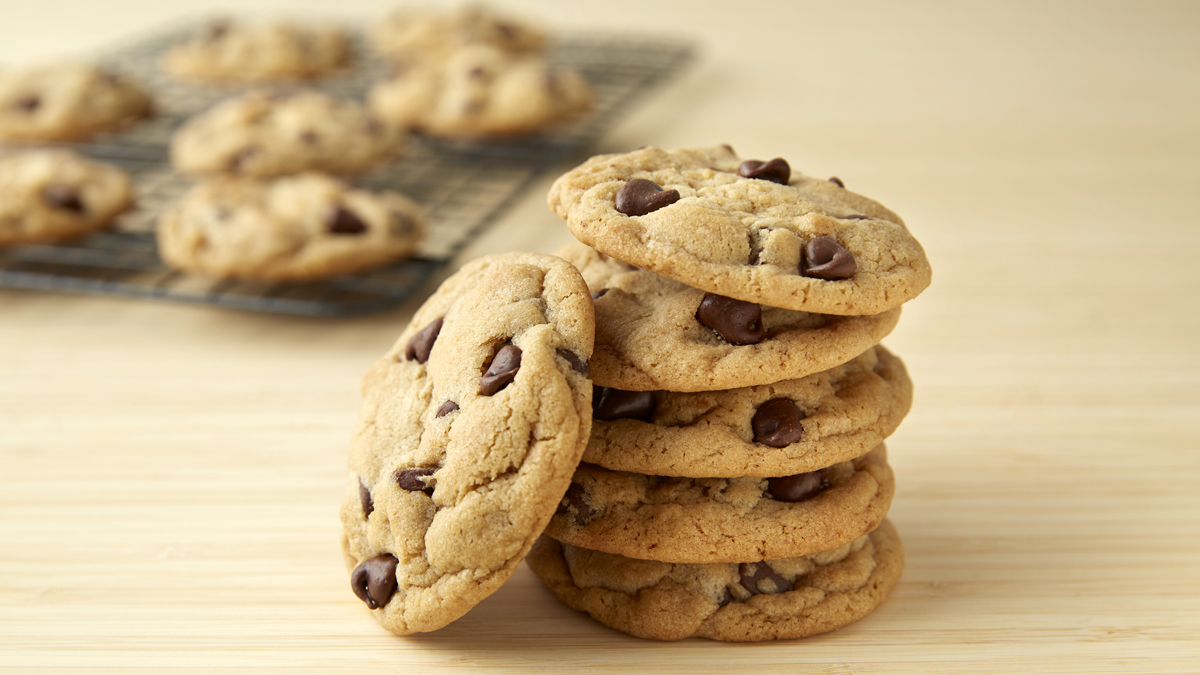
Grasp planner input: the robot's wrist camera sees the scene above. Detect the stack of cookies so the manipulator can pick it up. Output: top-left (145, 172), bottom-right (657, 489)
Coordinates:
top-left (526, 144), bottom-right (932, 641)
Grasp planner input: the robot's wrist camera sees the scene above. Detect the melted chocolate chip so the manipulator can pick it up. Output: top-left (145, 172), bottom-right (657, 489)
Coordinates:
top-left (828, 176), bottom-right (845, 188)
top-left (751, 398), bottom-right (806, 447)
top-left (717, 588), bottom-right (733, 607)
top-left (404, 317), bottom-right (443, 363)
top-left (350, 554), bottom-right (398, 609)
top-left (767, 471), bottom-right (828, 502)
top-left (326, 207), bottom-right (368, 235)
top-left (435, 401), bottom-right (459, 418)
top-left (480, 344), bottom-right (521, 395)
top-left (695, 293), bottom-right (765, 345)
top-left (556, 348), bottom-right (589, 375)
top-left (802, 236), bottom-right (856, 280)
top-left (615, 179), bottom-right (680, 217)
top-left (557, 482), bottom-right (597, 526)
top-left (395, 468), bottom-right (436, 496)
top-left (738, 158), bottom-right (791, 185)
top-left (591, 288), bottom-right (609, 300)
top-left (359, 479), bottom-right (373, 517)
top-left (41, 185), bottom-right (85, 213)
top-left (739, 562), bottom-right (790, 595)
top-left (593, 386), bottom-right (656, 422)
top-left (14, 95), bottom-right (40, 112)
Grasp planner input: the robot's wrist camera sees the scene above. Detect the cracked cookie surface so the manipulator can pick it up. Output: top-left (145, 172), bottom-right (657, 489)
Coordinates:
top-left (529, 519), bottom-right (903, 641)
top-left (0, 63), bottom-right (150, 141)
top-left (0, 150), bottom-right (133, 246)
top-left (340, 252), bottom-right (594, 635)
top-left (162, 21), bottom-right (351, 82)
top-left (547, 445), bottom-right (893, 563)
top-left (369, 44), bottom-right (592, 137)
top-left (549, 145), bottom-right (931, 316)
top-left (171, 90), bottom-right (401, 177)
top-left (557, 241), bottom-right (899, 392)
top-left (585, 343), bottom-right (910, 477)
top-left (156, 172), bottom-right (424, 281)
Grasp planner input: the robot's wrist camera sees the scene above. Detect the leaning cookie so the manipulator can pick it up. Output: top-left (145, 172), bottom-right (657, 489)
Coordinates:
top-left (585, 344), bottom-right (910, 477)
top-left (340, 252), bottom-right (594, 635)
top-left (547, 445), bottom-right (893, 563)
top-left (549, 145), bottom-right (931, 316)
top-left (0, 150), bottom-right (133, 246)
top-left (0, 63), bottom-right (150, 141)
top-left (162, 20), bottom-right (351, 82)
top-left (557, 241), bottom-right (899, 392)
top-left (156, 173), bottom-right (423, 281)
top-left (171, 90), bottom-right (401, 177)
top-left (528, 520), bottom-right (904, 641)
top-left (370, 6), bottom-right (546, 61)
top-left (368, 44), bottom-right (592, 137)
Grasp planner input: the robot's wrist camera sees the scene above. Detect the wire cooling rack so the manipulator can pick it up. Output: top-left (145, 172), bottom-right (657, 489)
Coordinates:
top-left (0, 25), bottom-right (693, 315)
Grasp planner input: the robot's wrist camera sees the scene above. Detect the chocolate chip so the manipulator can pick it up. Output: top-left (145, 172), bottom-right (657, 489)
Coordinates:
top-left (404, 317), bottom-right (443, 363)
top-left (435, 401), bottom-right (458, 418)
top-left (326, 206), bottom-right (367, 235)
top-left (543, 69), bottom-right (560, 94)
top-left (591, 288), bottom-right (609, 300)
top-left (394, 468), bottom-right (436, 497)
top-left (717, 588), bottom-right (733, 607)
top-left (556, 482), bottom-right (597, 526)
top-left (229, 147), bottom-right (256, 171)
top-left (695, 293), bottom-right (765, 345)
top-left (739, 562), bottom-right (790, 595)
top-left (298, 130), bottom-right (317, 144)
top-left (555, 348), bottom-right (589, 376)
top-left (615, 179), bottom-right (680, 217)
top-left (752, 398), bottom-right (806, 447)
top-left (828, 176), bottom-right (845, 188)
top-left (802, 236), bottom-right (856, 280)
top-left (767, 471), bottom-right (828, 502)
top-left (205, 21), bottom-right (229, 41)
top-left (359, 478), bottom-right (373, 517)
top-left (468, 66), bottom-right (488, 79)
top-left (350, 554), bottom-right (398, 609)
top-left (363, 119), bottom-right (384, 136)
top-left (14, 95), bottom-right (40, 112)
top-left (738, 158), bottom-right (791, 185)
top-left (495, 21), bottom-right (518, 39)
top-left (838, 214), bottom-right (872, 220)
top-left (480, 344), bottom-right (521, 395)
top-left (593, 386), bottom-right (656, 422)
top-left (41, 185), bottom-right (84, 213)
top-left (389, 212), bottom-right (415, 237)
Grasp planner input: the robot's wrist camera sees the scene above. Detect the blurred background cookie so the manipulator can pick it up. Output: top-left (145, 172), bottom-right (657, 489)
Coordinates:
top-left (0, 63), bottom-right (150, 141)
top-left (162, 20), bottom-right (351, 82)
top-left (0, 150), bottom-right (132, 245)
top-left (369, 5), bottom-right (546, 61)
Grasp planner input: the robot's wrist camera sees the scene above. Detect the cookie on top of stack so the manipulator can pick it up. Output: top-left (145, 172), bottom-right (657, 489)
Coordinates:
top-left (525, 144), bottom-right (930, 641)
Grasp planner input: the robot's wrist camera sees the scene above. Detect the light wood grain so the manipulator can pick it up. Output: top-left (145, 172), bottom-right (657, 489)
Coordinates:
top-left (2, 1), bottom-right (1199, 672)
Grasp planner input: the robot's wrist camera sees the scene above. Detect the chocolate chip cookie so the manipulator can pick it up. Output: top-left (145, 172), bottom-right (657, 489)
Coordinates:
top-left (548, 145), bottom-right (932, 316)
top-left (368, 44), bottom-right (593, 137)
top-left (0, 63), bottom-right (150, 141)
top-left (162, 20), bottom-right (351, 82)
top-left (171, 90), bottom-right (401, 177)
top-left (546, 444), bottom-right (893, 563)
top-left (557, 241), bottom-right (899, 392)
top-left (585, 344), bottom-right (910, 477)
top-left (370, 6), bottom-right (546, 61)
top-left (156, 172), bottom-right (423, 281)
top-left (528, 519), bottom-right (903, 641)
top-left (0, 150), bottom-right (133, 246)
top-left (340, 252), bottom-right (594, 634)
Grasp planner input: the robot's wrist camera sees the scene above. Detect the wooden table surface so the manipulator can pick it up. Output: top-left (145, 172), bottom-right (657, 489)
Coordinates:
top-left (2, 1), bottom-right (1198, 672)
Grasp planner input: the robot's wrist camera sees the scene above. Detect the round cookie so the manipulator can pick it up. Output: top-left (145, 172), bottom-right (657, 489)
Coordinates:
top-left (548, 145), bottom-right (932, 316)
top-left (370, 6), bottom-right (546, 60)
top-left (156, 172), bottom-right (424, 281)
top-left (0, 150), bottom-right (133, 246)
top-left (557, 241), bottom-right (900, 392)
top-left (340, 252), bottom-right (594, 635)
top-left (528, 520), bottom-right (904, 641)
top-left (368, 44), bottom-right (592, 137)
top-left (0, 63), bottom-right (150, 141)
top-left (162, 20), bottom-right (351, 82)
top-left (585, 344), bottom-right (911, 477)
top-left (547, 444), bottom-right (894, 563)
top-left (171, 89), bottom-right (401, 177)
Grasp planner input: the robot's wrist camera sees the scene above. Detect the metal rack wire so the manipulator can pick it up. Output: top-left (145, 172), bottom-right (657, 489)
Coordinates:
top-left (0, 25), bottom-right (693, 315)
